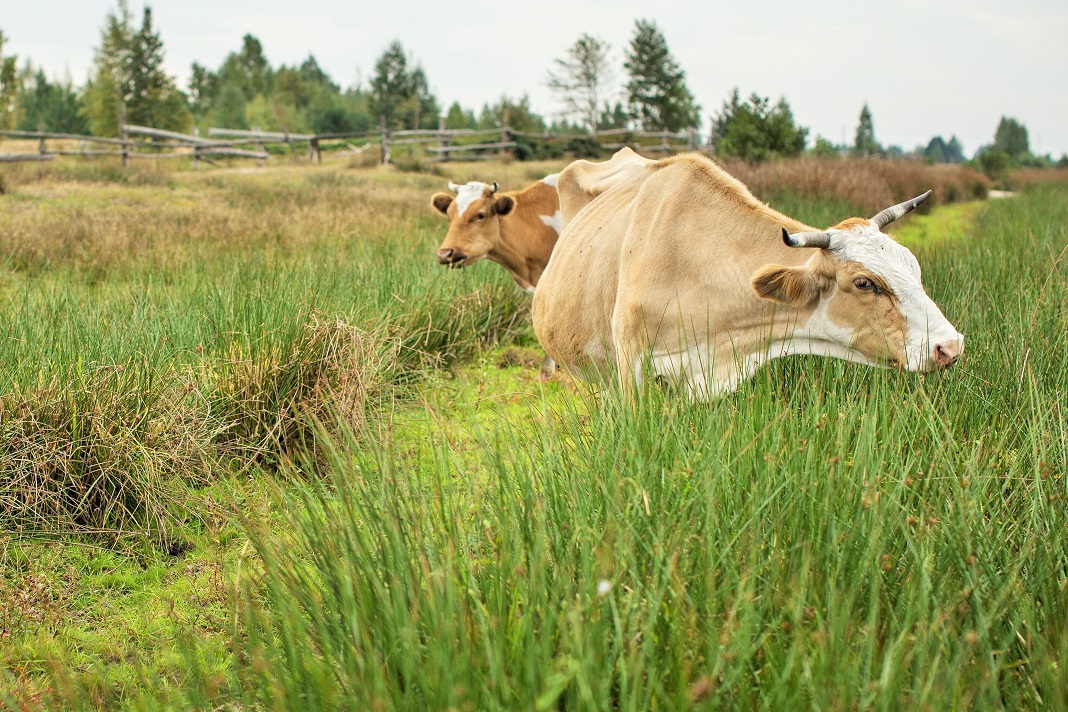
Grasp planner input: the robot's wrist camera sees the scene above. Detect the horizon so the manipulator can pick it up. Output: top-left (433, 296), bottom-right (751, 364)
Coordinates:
top-left (3, 0), bottom-right (1067, 156)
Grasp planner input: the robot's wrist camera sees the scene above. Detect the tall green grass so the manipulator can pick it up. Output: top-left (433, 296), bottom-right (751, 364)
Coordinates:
top-left (207, 186), bottom-right (1068, 709)
top-left (0, 174), bottom-right (529, 537)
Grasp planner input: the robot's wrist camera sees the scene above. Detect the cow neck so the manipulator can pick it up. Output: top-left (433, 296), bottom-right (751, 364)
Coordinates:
top-left (489, 198), bottom-right (548, 290)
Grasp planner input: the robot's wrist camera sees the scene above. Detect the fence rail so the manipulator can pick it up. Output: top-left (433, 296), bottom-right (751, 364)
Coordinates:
top-left (1, 119), bottom-right (706, 168)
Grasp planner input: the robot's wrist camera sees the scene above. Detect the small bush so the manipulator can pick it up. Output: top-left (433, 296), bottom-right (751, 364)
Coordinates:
top-left (514, 136), bottom-right (565, 161)
top-left (392, 157), bottom-right (444, 176)
top-left (0, 365), bottom-right (216, 539)
top-left (566, 136), bottom-right (604, 158)
top-left (207, 313), bottom-right (397, 463)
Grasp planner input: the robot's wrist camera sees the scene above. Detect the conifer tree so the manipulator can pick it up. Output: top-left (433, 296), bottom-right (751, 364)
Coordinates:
top-left (994, 117), bottom-right (1029, 159)
top-left (623, 19), bottom-right (698, 132)
top-left (124, 7), bottom-right (190, 130)
top-left (853, 103), bottom-right (880, 156)
top-left (83, 2), bottom-right (189, 135)
top-left (369, 41), bottom-right (438, 129)
top-left (0, 30), bottom-right (18, 130)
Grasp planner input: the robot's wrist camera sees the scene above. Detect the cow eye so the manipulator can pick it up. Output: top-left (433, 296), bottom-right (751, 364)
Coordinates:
top-left (477, 212), bottom-right (486, 220)
top-left (853, 277), bottom-right (877, 292)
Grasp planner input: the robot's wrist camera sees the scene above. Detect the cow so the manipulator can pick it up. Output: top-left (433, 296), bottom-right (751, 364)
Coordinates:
top-left (430, 175), bottom-right (562, 293)
top-left (431, 174), bottom-right (563, 377)
top-left (532, 148), bottom-right (965, 399)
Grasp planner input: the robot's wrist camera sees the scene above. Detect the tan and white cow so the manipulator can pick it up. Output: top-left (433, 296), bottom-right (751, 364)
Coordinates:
top-left (532, 148), bottom-right (964, 398)
top-left (430, 174), bottom-right (562, 293)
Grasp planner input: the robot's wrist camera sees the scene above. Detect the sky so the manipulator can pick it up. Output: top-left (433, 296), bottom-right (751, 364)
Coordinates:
top-left (3, 0), bottom-right (1067, 157)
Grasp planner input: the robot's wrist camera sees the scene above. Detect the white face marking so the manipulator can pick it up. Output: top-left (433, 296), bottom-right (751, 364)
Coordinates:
top-left (829, 225), bottom-right (963, 370)
top-left (452, 181), bottom-right (488, 218)
top-left (539, 210), bottom-right (563, 235)
top-left (541, 173), bottom-right (559, 188)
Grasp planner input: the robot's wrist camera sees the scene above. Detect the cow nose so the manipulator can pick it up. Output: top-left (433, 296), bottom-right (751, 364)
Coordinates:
top-left (933, 338), bottom-right (963, 368)
top-left (437, 248), bottom-right (463, 265)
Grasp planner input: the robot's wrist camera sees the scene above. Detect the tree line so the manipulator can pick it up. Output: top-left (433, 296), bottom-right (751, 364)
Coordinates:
top-left (1, 2), bottom-right (1065, 172)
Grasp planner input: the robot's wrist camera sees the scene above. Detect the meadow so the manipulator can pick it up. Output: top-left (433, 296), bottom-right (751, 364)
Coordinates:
top-left (0, 154), bottom-right (1065, 710)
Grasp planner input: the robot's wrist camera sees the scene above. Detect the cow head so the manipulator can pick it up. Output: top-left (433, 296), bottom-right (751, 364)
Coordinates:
top-left (430, 181), bottom-right (515, 267)
top-left (751, 191), bottom-right (964, 372)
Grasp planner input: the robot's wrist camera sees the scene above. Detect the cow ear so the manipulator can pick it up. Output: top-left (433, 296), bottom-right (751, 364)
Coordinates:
top-left (494, 195), bottom-right (516, 216)
top-left (431, 193), bottom-right (453, 215)
top-left (751, 264), bottom-right (820, 306)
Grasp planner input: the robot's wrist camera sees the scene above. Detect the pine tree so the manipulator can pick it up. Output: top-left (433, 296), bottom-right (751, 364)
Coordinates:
top-left (17, 68), bottom-right (89, 133)
top-left (124, 7), bottom-right (190, 131)
top-left (994, 117), bottom-right (1029, 159)
top-left (83, 2), bottom-right (189, 135)
top-left (853, 103), bottom-right (879, 156)
top-left (213, 82), bottom-right (248, 129)
top-left (924, 136), bottom-right (947, 163)
top-left (945, 136), bottom-right (965, 163)
top-left (444, 101), bottom-right (476, 130)
top-left (0, 30), bottom-right (19, 130)
top-left (546, 34), bottom-right (612, 133)
top-left (598, 102), bottom-right (629, 131)
top-left (188, 62), bottom-right (214, 117)
top-left (82, 1), bottom-right (133, 136)
top-left (623, 19), bottom-right (698, 132)
top-left (369, 41), bottom-right (438, 129)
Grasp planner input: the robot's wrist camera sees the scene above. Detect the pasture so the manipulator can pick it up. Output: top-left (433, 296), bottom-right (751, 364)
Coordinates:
top-left (0, 156), bottom-right (1065, 710)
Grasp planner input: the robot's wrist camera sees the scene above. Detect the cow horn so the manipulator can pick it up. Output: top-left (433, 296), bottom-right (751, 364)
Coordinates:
top-left (870, 190), bottom-right (932, 229)
top-left (490, 181), bottom-right (500, 194)
top-left (447, 181), bottom-right (462, 192)
top-left (782, 227), bottom-right (832, 249)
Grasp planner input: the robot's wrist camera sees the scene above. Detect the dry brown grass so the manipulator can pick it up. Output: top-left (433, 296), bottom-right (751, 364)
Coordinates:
top-left (721, 157), bottom-right (990, 215)
top-left (1010, 167), bottom-right (1068, 188)
top-left (0, 366), bottom-right (216, 539)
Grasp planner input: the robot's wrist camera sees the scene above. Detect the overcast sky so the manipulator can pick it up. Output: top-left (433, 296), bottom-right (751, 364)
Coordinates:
top-left (4, 0), bottom-right (1066, 156)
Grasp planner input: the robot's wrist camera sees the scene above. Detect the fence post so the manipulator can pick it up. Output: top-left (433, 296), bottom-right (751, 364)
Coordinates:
top-left (119, 103), bottom-right (129, 169)
top-left (661, 130), bottom-right (670, 154)
top-left (687, 128), bottom-right (696, 151)
top-left (380, 116), bottom-right (391, 165)
top-left (438, 118), bottom-right (449, 163)
top-left (192, 145), bottom-right (200, 171)
top-left (256, 138), bottom-right (266, 166)
top-left (309, 137), bottom-right (320, 164)
top-left (500, 126), bottom-right (512, 159)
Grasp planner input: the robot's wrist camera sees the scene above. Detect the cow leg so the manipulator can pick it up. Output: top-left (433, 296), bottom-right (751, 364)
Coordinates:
top-left (538, 353), bottom-right (556, 381)
top-left (611, 306), bottom-right (649, 401)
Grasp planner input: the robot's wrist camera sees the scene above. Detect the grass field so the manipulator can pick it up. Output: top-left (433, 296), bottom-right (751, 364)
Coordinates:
top-left (0, 157), bottom-right (1066, 710)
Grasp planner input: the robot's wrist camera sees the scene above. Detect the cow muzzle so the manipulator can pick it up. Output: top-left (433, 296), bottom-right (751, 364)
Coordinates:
top-left (437, 248), bottom-right (467, 266)
top-left (932, 336), bottom-right (964, 369)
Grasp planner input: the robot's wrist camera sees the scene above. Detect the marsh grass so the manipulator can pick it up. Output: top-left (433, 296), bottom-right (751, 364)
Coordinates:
top-left (725, 157), bottom-right (991, 216)
top-left (1, 160), bottom-right (1064, 709)
top-left (0, 166), bottom-right (528, 540)
top-left (185, 185), bottom-right (1068, 709)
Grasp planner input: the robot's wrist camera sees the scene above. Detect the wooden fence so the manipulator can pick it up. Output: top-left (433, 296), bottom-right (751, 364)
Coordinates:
top-left (0, 120), bottom-right (706, 168)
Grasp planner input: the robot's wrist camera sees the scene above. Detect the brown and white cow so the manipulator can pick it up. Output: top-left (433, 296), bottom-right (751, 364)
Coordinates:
top-left (431, 174), bottom-right (562, 376)
top-left (430, 175), bottom-right (562, 293)
top-left (532, 148), bottom-right (964, 399)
